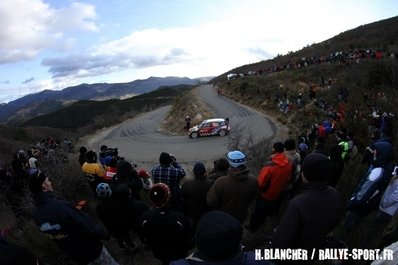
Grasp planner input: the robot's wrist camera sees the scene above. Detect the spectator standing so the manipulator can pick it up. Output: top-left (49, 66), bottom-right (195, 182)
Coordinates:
top-left (95, 183), bottom-right (136, 251)
top-left (207, 158), bottom-right (229, 181)
top-left (184, 116), bottom-right (191, 131)
top-left (283, 139), bottom-right (301, 198)
top-left (103, 156), bottom-right (117, 183)
top-left (151, 152), bottom-right (186, 210)
top-left (28, 170), bottom-right (119, 265)
top-left (362, 168), bottom-right (398, 248)
top-left (78, 146), bottom-right (87, 166)
top-left (271, 153), bottom-right (342, 262)
top-left (344, 136), bottom-right (394, 236)
top-left (246, 142), bottom-right (292, 231)
top-left (170, 211), bottom-right (271, 265)
top-left (328, 144), bottom-right (344, 187)
top-left (113, 160), bottom-right (143, 201)
top-left (182, 162), bottom-right (213, 226)
top-left (313, 135), bottom-right (328, 156)
top-left (81, 150), bottom-right (106, 193)
top-left (207, 150), bottom-right (258, 224)
top-left (140, 183), bottom-right (193, 265)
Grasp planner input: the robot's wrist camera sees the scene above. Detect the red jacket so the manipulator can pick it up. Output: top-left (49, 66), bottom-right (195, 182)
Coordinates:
top-left (257, 153), bottom-right (292, 200)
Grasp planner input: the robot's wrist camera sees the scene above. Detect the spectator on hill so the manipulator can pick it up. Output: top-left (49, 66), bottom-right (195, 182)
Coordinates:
top-left (328, 144), bottom-right (344, 187)
top-left (207, 150), bottom-right (258, 224)
top-left (104, 157), bottom-right (118, 183)
top-left (151, 152), bottom-right (186, 210)
top-left (140, 183), bottom-right (193, 265)
top-left (336, 132), bottom-right (350, 162)
top-left (208, 158), bottom-right (229, 181)
top-left (138, 169), bottom-right (154, 191)
top-left (28, 169), bottom-right (119, 265)
top-left (170, 211), bottom-right (271, 265)
top-left (78, 146), bottom-right (87, 166)
top-left (7, 151), bottom-right (30, 224)
top-left (113, 184), bottom-right (148, 242)
top-left (184, 116), bottom-right (191, 131)
top-left (246, 142), bottom-right (292, 232)
top-left (271, 153), bottom-right (342, 263)
top-left (283, 139), bottom-right (301, 199)
top-left (313, 135), bottom-right (328, 157)
top-left (362, 168), bottom-right (398, 249)
top-left (81, 150), bottom-right (106, 193)
top-left (95, 182), bottom-right (137, 251)
top-left (113, 160), bottom-right (143, 201)
top-left (344, 136), bottom-right (394, 236)
top-left (137, 168), bottom-right (154, 205)
top-left (182, 162), bottom-right (213, 226)
top-left (298, 135), bottom-right (309, 161)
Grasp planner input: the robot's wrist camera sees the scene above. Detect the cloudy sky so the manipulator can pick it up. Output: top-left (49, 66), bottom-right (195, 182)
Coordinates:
top-left (0, 0), bottom-right (397, 103)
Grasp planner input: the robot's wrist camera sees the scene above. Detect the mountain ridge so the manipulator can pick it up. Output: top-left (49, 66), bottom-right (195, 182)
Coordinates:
top-left (0, 76), bottom-right (203, 123)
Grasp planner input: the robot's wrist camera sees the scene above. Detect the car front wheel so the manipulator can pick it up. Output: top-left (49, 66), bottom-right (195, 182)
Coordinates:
top-left (190, 132), bottom-right (199, 139)
top-left (219, 129), bottom-right (226, 137)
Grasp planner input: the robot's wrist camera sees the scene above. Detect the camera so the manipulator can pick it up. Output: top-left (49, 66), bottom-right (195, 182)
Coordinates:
top-left (99, 147), bottom-right (119, 159)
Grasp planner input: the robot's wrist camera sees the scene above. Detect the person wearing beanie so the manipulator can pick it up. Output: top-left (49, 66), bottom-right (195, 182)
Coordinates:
top-left (182, 162), bottom-right (213, 226)
top-left (272, 153), bottom-right (342, 257)
top-left (140, 183), bottom-right (194, 265)
top-left (28, 170), bottom-right (119, 265)
top-left (151, 152), bottom-right (186, 210)
top-left (246, 142), bottom-right (292, 231)
top-left (170, 211), bottom-right (271, 265)
top-left (207, 150), bottom-right (258, 223)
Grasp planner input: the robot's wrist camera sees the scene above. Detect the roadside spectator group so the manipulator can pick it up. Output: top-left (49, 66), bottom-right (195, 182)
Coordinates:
top-left (1, 127), bottom-right (397, 265)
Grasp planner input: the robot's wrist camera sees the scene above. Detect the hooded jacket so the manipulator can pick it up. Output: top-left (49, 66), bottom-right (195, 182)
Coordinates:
top-left (206, 167), bottom-right (258, 223)
top-left (31, 192), bottom-right (109, 265)
top-left (272, 181), bottom-right (342, 250)
top-left (258, 153), bottom-right (292, 200)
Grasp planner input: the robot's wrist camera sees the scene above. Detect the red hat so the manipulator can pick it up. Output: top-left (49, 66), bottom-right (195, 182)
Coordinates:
top-left (138, 169), bottom-right (149, 178)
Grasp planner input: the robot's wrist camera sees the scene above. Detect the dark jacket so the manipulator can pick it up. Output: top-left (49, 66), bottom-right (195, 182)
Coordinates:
top-left (207, 167), bottom-right (258, 223)
top-left (182, 178), bottom-right (213, 225)
top-left (31, 192), bottom-right (109, 265)
top-left (272, 182), bottom-right (342, 250)
top-left (139, 207), bottom-right (194, 264)
top-left (95, 196), bottom-right (130, 241)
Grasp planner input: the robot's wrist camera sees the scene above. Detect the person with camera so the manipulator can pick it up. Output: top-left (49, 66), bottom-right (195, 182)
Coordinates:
top-left (151, 152), bottom-right (186, 210)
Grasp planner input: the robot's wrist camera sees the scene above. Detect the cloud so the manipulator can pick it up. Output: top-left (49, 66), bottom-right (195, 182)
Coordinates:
top-left (22, 77), bottom-right (35, 84)
top-left (0, 0), bottom-right (97, 64)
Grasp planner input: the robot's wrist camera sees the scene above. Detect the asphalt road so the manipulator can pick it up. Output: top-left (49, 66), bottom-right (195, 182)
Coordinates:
top-left (87, 84), bottom-right (275, 166)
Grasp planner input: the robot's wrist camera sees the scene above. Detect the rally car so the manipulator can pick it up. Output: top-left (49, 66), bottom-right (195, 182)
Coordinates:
top-left (188, 118), bottom-right (230, 139)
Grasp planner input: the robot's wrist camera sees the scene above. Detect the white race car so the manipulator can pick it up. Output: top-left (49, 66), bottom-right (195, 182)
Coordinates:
top-left (188, 118), bottom-right (230, 139)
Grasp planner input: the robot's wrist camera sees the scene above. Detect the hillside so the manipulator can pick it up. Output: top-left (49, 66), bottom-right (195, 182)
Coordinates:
top-left (214, 16), bottom-right (398, 81)
top-left (0, 76), bottom-right (200, 124)
top-left (23, 85), bottom-right (194, 133)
